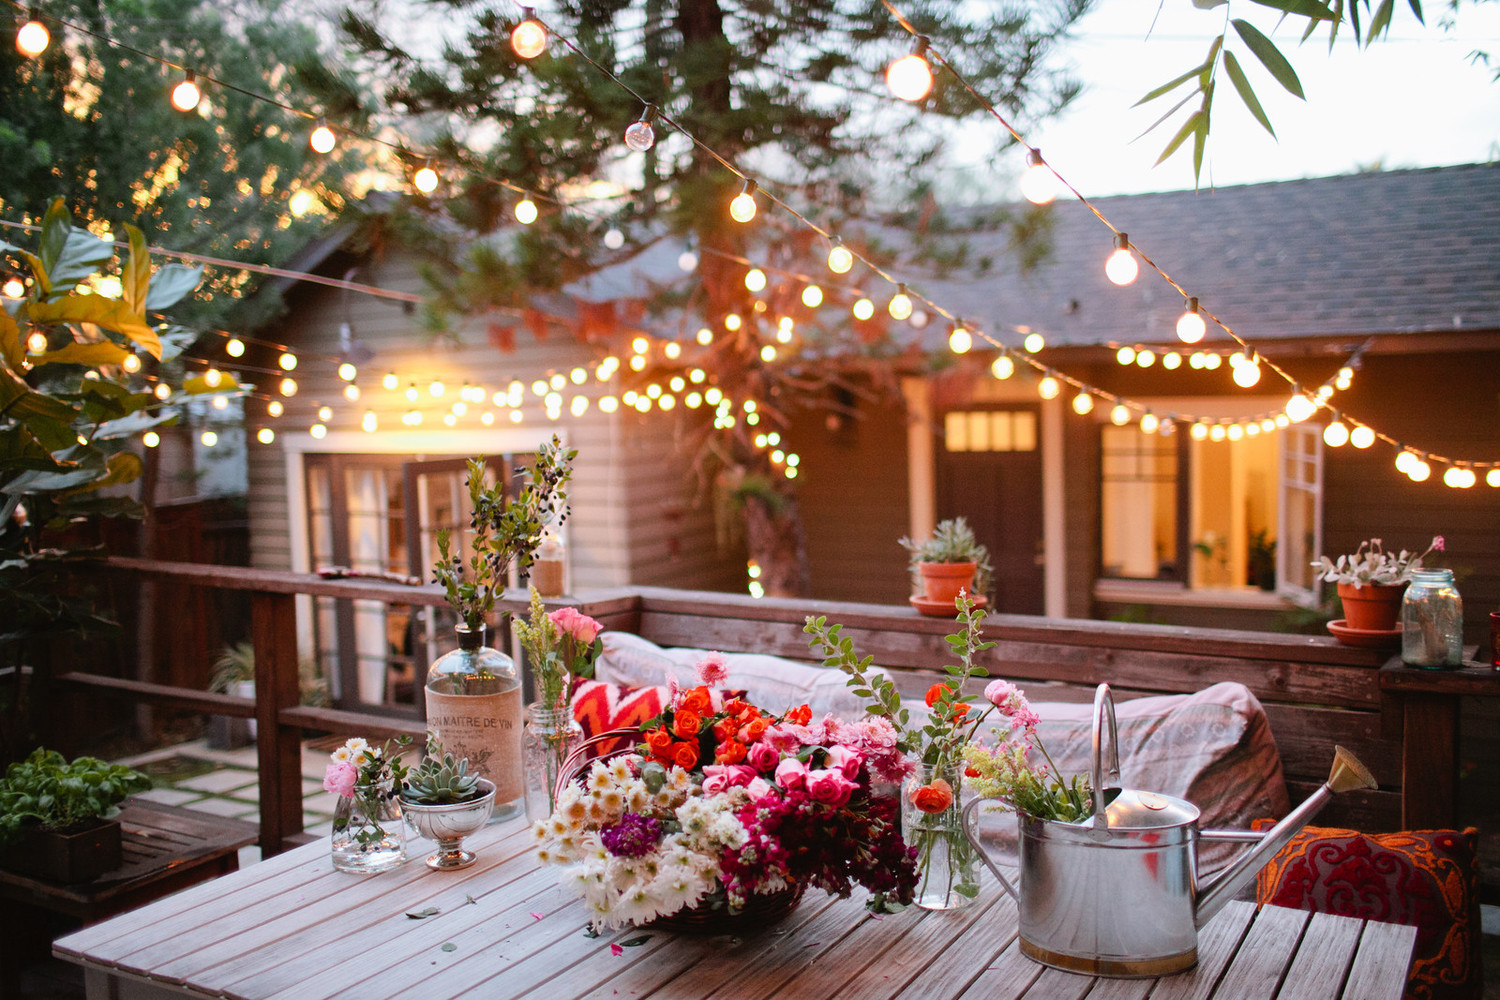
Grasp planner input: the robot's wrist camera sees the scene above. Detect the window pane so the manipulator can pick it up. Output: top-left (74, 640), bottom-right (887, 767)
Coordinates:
top-left (967, 411), bottom-right (991, 451)
top-left (991, 412), bottom-right (1013, 451)
top-left (945, 411), bottom-right (968, 452)
top-left (1012, 411), bottom-right (1037, 452)
top-left (1101, 427), bottom-right (1177, 579)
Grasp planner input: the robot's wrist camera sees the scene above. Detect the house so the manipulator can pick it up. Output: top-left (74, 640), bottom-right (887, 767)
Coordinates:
top-left (239, 162), bottom-right (1500, 710)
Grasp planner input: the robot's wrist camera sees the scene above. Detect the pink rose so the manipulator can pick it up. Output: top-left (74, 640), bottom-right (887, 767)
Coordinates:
top-left (747, 740), bottom-right (781, 773)
top-left (702, 770), bottom-right (732, 795)
top-left (824, 744), bottom-right (863, 781)
top-left (703, 764), bottom-right (757, 793)
top-left (323, 759), bottom-right (357, 799)
top-left (695, 652), bottom-right (730, 687)
top-left (805, 768), bottom-right (857, 808)
top-left (549, 606), bottom-right (603, 643)
top-left (774, 757), bottom-right (808, 791)
top-left (745, 777), bottom-right (773, 800)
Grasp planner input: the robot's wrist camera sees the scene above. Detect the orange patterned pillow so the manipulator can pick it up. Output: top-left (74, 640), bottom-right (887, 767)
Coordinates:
top-left (570, 680), bottom-right (667, 757)
top-left (1253, 822), bottom-right (1480, 1000)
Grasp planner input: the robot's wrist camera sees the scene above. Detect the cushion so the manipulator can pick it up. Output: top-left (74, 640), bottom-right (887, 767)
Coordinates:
top-left (1253, 824), bottom-right (1481, 1000)
top-left (596, 631), bottom-right (879, 719)
top-left (965, 682), bottom-right (1290, 873)
top-left (570, 679), bottom-right (667, 757)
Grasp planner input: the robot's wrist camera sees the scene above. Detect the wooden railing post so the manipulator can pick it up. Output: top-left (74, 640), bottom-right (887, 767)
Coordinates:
top-left (252, 592), bottom-right (304, 855)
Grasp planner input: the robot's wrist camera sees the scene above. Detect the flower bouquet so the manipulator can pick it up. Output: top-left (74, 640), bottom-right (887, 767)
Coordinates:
top-left (531, 658), bottom-right (918, 931)
top-left (323, 736), bottom-right (412, 874)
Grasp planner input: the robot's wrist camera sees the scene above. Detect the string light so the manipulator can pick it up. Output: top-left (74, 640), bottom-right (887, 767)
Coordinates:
top-left (852, 296), bottom-right (874, 321)
top-left (1350, 424), bottom-right (1376, 449)
top-left (1408, 458), bottom-right (1432, 482)
top-left (1162, 352), bottom-right (1182, 370)
top-left (801, 284), bottom-right (823, 308)
top-left (1395, 450), bottom-right (1419, 475)
top-left (678, 248), bottom-right (698, 272)
top-left (382, 372), bottom-right (398, 390)
top-left (16, 11), bottom-right (48, 56)
top-left (515, 194), bottom-right (538, 225)
top-left (1105, 233), bottom-right (1138, 286)
top-left (1038, 376), bottom-right (1060, 400)
top-left (1232, 353), bottom-right (1261, 388)
top-left (267, 399), bottom-right (283, 416)
top-left (744, 268), bottom-right (766, 292)
top-left (121, 353), bottom-right (141, 373)
top-left (888, 284), bottom-right (912, 321)
top-left (1116, 346), bottom-right (1136, 365)
top-left (948, 321), bottom-right (971, 354)
top-left (201, 430), bottom-right (218, 447)
top-left (1443, 466), bottom-right (1476, 488)
top-left (1023, 332), bottom-right (1045, 353)
top-left (886, 36), bottom-right (933, 102)
top-left (624, 105), bottom-right (657, 152)
top-left (1019, 149), bottom-right (1058, 205)
top-left (1324, 417), bottom-right (1350, 447)
top-left (170, 71), bottom-right (201, 112)
top-left (511, 8), bottom-right (547, 59)
top-left (344, 383), bottom-right (360, 401)
top-left (1072, 392), bottom-right (1094, 415)
top-left (309, 121), bottom-right (336, 154)
top-left (413, 164), bottom-right (439, 194)
top-left (1136, 349), bottom-right (1155, 368)
top-left (25, 331), bottom-right (46, 353)
top-left (225, 338), bottom-right (245, 358)
top-left (1175, 297), bottom-right (1206, 343)
top-left (1285, 391), bottom-right (1317, 423)
top-left (278, 351), bottom-right (297, 371)
top-left (1140, 413), bottom-right (1159, 434)
top-left (1489, 470), bottom-right (1500, 488)
top-left (2, 277), bottom-right (24, 298)
top-left (279, 377), bottom-right (298, 397)
top-left (1111, 404), bottom-right (1130, 425)
top-left (827, 239), bottom-right (854, 274)
top-left (142, 430), bottom-right (161, 448)
top-left (202, 367), bottom-right (223, 388)
top-left (729, 180), bottom-right (758, 223)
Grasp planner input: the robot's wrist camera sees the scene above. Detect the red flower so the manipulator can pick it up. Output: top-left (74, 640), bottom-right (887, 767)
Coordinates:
top-left (786, 704), bottom-right (811, 726)
top-left (911, 778), bottom-right (954, 814)
top-left (742, 718), bottom-right (769, 743)
top-left (716, 740), bottom-right (747, 764)
top-left (672, 709), bottom-right (702, 740)
top-left (680, 686), bottom-right (714, 716)
top-left (645, 726), bottom-right (674, 757)
top-left (925, 683), bottom-right (949, 708)
top-left (671, 741), bottom-right (700, 770)
top-left (713, 719), bottom-right (738, 742)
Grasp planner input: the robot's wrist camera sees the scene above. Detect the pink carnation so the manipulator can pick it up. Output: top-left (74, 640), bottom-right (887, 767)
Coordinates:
top-left (323, 759), bottom-right (357, 799)
top-left (695, 652), bottom-right (730, 687)
top-left (548, 606), bottom-right (603, 643)
top-left (774, 757), bottom-right (809, 791)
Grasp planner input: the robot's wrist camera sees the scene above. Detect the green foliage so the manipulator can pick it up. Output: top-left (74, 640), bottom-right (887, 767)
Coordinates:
top-left (899, 516), bottom-right (994, 596)
top-left (402, 738), bottom-right (483, 805)
top-left (0, 748), bottom-right (151, 842)
top-left (432, 437), bottom-right (576, 630)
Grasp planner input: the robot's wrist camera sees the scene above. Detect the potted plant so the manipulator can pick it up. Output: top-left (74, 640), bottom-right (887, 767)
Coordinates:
top-left (1313, 536), bottom-right (1444, 635)
top-left (399, 739), bottom-right (496, 871)
top-left (0, 748), bottom-right (152, 882)
top-left (899, 517), bottom-right (993, 615)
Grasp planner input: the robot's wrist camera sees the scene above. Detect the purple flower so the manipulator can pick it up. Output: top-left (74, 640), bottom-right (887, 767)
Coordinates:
top-left (600, 813), bottom-right (662, 858)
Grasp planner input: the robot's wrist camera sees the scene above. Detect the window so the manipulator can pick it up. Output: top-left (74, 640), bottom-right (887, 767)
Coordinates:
top-left (1277, 425), bottom-right (1323, 602)
top-left (1101, 426), bottom-right (1179, 580)
top-left (944, 410), bottom-right (1037, 452)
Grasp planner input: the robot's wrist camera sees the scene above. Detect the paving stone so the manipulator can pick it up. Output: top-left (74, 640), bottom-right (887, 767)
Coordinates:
top-left (174, 768), bottom-right (259, 795)
top-left (185, 797), bottom-right (259, 819)
top-left (226, 785), bottom-right (260, 805)
top-left (135, 787), bottom-right (204, 806)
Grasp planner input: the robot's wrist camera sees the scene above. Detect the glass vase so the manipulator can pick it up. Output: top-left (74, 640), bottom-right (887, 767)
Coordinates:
top-left (425, 624), bottom-right (525, 822)
top-left (901, 762), bottom-right (980, 910)
top-left (330, 778), bottom-right (407, 874)
top-left (1401, 568), bottom-right (1464, 668)
top-left (523, 703), bottom-right (584, 821)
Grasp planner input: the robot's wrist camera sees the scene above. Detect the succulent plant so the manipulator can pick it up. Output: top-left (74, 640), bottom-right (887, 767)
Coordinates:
top-left (401, 740), bottom-right (482, 805)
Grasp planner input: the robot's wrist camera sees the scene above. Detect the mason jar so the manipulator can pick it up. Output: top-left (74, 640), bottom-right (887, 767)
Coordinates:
top-left (1401, 569), bottom-right (1463, 668)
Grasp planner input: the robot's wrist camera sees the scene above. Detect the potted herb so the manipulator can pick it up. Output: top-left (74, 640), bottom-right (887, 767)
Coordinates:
top-left (0, 748), bottom-right (151, 882)
top-left (399, 738), bottom-right (495, 870)
top-left (899, 517), bottom-right (993, 615)
top-left (1313, 536), bottom-right (1444, 635)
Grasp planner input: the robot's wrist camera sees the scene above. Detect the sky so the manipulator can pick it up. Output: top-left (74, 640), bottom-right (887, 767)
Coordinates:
top-left (1015, 0), bottom-right (1500, 197)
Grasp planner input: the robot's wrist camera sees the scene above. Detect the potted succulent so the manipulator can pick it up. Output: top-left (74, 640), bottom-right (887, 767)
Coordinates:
top-left (0, 748), bottom-right (152, 882)
top-left (899, 517), bottom-right (993, 615)
top-left (1313, 536), bottom-right (1444, 635)
top-left (399, 739), bottom-right (496, 871)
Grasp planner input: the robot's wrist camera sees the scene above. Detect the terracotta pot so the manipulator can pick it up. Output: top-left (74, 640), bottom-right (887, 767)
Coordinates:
top-left (1336, 582), bottom-right (1406, 632)
top-left (917, 562), bottom-right (978, 604)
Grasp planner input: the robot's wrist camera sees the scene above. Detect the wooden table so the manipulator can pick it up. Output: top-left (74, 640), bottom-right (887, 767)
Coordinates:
top-left (54, 817), bottom-right (1417, 1000)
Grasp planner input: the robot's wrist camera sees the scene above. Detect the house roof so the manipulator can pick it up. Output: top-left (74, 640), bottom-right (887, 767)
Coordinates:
top-left (908, 162), bottom-right (1500, 352)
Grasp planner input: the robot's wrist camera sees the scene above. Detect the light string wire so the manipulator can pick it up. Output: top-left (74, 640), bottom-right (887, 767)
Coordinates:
top-left (4, 0), bottom-right (1492, 476)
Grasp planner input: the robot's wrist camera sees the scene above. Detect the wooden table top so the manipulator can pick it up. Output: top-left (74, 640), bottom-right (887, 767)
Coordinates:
top-left (54, 816), bottom-right (1416, 1000)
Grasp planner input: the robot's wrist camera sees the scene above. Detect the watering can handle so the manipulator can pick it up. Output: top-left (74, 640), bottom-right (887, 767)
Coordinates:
top-left (960, 797), bottom-right (1020, 903)
top-left (1090, 683), bottom-right (1121, 832)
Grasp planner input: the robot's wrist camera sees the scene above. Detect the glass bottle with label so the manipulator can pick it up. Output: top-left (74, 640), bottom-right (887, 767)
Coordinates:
top-left (425, 624), bottom-right (524, 821)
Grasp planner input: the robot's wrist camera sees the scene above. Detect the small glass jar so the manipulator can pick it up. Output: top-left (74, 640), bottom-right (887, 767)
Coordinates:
top-left (1401, 569), bottom-right (1463, 669)
top-left (523, 702), bottom-right (584, 821)
top-left (900, 761), bottom-right (980, 910)
top-left (425, 625), bottom-right (525, 820)
top-left (330, 778), bottom-right (406, 873)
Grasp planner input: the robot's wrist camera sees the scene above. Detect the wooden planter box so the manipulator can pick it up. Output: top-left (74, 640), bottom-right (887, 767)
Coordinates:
top-left (2, 818), bottom-right (122, 883)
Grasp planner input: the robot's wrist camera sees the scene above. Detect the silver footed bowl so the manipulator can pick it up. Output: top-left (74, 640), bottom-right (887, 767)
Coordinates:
top-left (401, 778), bottom-right (496, 870)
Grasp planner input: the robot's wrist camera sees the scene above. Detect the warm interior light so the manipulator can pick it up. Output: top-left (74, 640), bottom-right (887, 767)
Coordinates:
top-left (1019, 149), bottom-right (1058, 205)
top-left (515, 196), bottom-right (538, 225)
top-left (1175, 298), bottom-right (1206, 343)
top-left (310, 123), bottom-right (336, 154)
top-left (828, 242), bottom-right (853, 274)
top-left (16, 16), bottom-right (48, 56)
top-left (171, 71), bottom-right (202, 112)
top-left (729, 180), bottom-right (758, 223)
top-left (1105, 233), bottom-right (1138, 286)
top-left (511, 12), bottom-right (547, 59)
top-left (886, 38), bottom-right (933, 102)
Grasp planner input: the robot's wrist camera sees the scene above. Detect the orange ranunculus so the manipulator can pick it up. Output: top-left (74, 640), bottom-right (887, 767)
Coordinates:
top-left (742, 718), bottom-right (769, 742)
top-left (716, 740), bottom-right (747, 764)
top-left (645, 726), bottom-right (674, 757)
top-left (951, 702), bottom-right (970, 719)
top-left (787, 704), bottom-right (811, 726)
top-left (925, 683), bottom-right (948, 708)
top-left (911, 778), bottom-right (954, 814)
top-left (672, 741), bottom-right (700, 770)
top-left (680, 686), bottom-right (714, 716)
top-left (672, 709), bottom-right (702, 739)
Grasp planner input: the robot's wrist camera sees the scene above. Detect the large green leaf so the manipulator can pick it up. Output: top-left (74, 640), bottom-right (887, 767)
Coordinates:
top-left (94, 409), bottom-right (176, 440)
top-left (1223, 51), bottom-right (1276, 136)
top-left (1250, 0), bottom-right (1338, 19)
top-left (0, 425), bottom-right (64, 474)
top-left (122, 225), bottom-right (150, 315)
top-left (3, 445), bottom-right (104, 494)
top-left (155, 325), bottom-right (199, 363)
top-left (143, 264), bottom-right (204, 312)
top-left (0, 308), bottom-right (21, 369)
top-left (26, 297), bottom-right (161, 358)
top-left (33, 341), bottom-right (131, 368)
top-left (80, 450), bottom-right (145, 492)
top-left (1232, 19), bottom-right (1306, 98)
top-left (47, 230), bottom-right (117, 301)
top-left (57, 493), bottom-right (144, 520)
top-left (38, 199), bottom-right (70, 277)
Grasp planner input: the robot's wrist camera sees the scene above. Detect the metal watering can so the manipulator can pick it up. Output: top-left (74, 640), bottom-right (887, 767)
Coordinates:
top-left (962, 683), bottom-right (1378, 978)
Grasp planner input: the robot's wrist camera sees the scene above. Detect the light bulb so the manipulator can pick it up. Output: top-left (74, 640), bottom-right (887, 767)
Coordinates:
top-left (678, 249), bottom-right (698, 272)
top-left (1202, 353), bottom-right (1222, 370)
top-left (852, 297), bottom-right (874, 321)
top-left (26, 331), bottom-right (47, 353)
top-left (696, 327), bottom-right (713, 345)
top-left (279, 377), bottom-right (298, 397)
top-left (310, 423), bottom-right (327, 439)
top-left (624, 106), bottom-right (657, 151)
top-left (1019, 149), bottom-right (1058, 205)
top-left (170, 72), bottom-right (202, 113)
top-left (511, 11), bottom-right (547, 59)
top-left (362, 410), bottom-right (377, 433)
top-left (1162, 352), bottom-right (1182, 370)
top-left (1442, 466), bottom-right (1473, 488)
top-left (201, 430), bottom-right (218, 447)
top-left (888, 285), bottom-right (912, 321)
top-left (1210, 423), bottom-right (1228, 442)
top-left (1350, 425), bottom-right (1376, 449)
top-left (1228, 424), bottom-right (1245, 441)
top-left (310, 123), bottom-right (336, 154)
top-left (344, 384), bottom-right (360, 401)
top-left (801, 285), bottom-right (823, 308)
top-left (1190, 422), bottom-right (1209, 441)
top-left (1072, 392), bottom-right (1094, 415)
top-left (1140, 413), bottom-right (1159, 434)
top-left (143, 430), bottom-right (161, 448)
top-left (225, 337), bottom-right (245, 357)
top-left (122, 353), bottom-right (141, 373)
top-left (1116, 346), bottom-right (1136, 365)
top-left (949, 325), bottom-right (971, 354)
top-left (1105, 233), bottom-right (1138, 286)
top-left (828, 242), bottom-right (853, 274)
top-left (430, 380), bottom-right (446, 397)
top-left (1408, 459), bottom-right (1431, 482)
top-left (603, 228), bottom-right (624, 250)
top-left (760, 345), bottom-right (777, 362)
top-left (267, 399), bottom-right (283, 417)
top-left (991, 355), bottom-right (1015, 380)
top-left (723, 313), bottom-right (742, 331)
top-left (278, 351), bottom-right (297, 370)
top-left (1136, 349), bottom-right (1155, 368)
top-left (886, 38), bottom-right (933, 102)
top-left (413, 165), bottom-right (439, 194)
top-left (317, 405), bottom-right (333, 422)
top-left (1111, 404), bottom-right (1130, 426)
top-left (1038, 376), bottom-right (1060, 400)
top-left (729, 180), bottom-right (758, 223)
top-left (1232, 359), bottom-right (1261, 388)
top-left (16, 16), bottom-right (48, 56)
top-left (2, 277), bottom-right (24, 298)
top-left (203, 367), bottom-right (222, 387)
top-left (337, 362), bottom-right (357, 382)
top-left (1395, 450), bottom-right (1418, 474)
top-left (745, 268), bottom-right (766, 292)
top-left (1023, 332), bottom-right (1045, 354)
top-left (1323, 420), bottom-right (1349, 447)
top-left (1285, 393), bottom-right (1317, 423)
top-left (1175, 297), bottom-right (1206, 343)
top-left (1488, 469), bottom-right (1500, 488)
top-left (515, 196), bottom-right (538, 225)
top-left (382, 372), bottom-right (398, 390)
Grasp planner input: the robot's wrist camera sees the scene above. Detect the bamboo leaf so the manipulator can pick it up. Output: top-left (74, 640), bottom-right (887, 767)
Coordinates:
top-left (1192, 107), bottom-right (1210, 182)
top-left (1223, 52), bottom-right (1276, 136)
top-left (1154, 110), bottom-right (1205, 167)
top-left (1133, 88), bottom-right (1202, 144)
top-left (1408, 0), bottom-right (1423, 24)
top-left (1133, 62), bottom-right (1208, 108)
top-left (1232, 19), bottom-right (1306, 98)
top-left (1366, 0), bottom-right (1394, 43)
top-left (1250, 0), bottom-right (1338, 19)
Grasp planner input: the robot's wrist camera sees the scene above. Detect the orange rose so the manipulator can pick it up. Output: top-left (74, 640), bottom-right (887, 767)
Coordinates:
top-left (716, 740), bottom-right (747, 764)
top-left (645, 726), bottom-right (674, 756)
top-left (713, 719), bottom-right (737, 742)
top-left (680, 686), bottom-right (714, 717)
top-left (787, 704), bottom-right (811, 726)
top-left (911, 778), bottom-right (954, 814)
top-left (743, 718), bottom-right (769, 742)
top-left (672, 709), bottom-right (702, 739)
top-left (925, 683), bottom-right (949, 708)
top-left (672, 741), bottom-right (700, 770)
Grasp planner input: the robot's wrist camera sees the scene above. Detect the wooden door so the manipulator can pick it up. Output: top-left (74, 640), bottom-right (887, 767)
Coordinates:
top-left (935, 407), bottom-right (1045, 614)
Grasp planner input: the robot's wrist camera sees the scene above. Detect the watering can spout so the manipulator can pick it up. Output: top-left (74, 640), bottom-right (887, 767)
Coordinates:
top-left (1195, 745), bottom-right (1377, 928)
